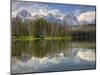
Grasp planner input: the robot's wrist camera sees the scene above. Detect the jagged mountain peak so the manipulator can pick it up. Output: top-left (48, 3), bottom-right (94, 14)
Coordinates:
top-left (17, 10), bottom-right (32, 19)
top-left (63, 13), bottom-right (79, 26)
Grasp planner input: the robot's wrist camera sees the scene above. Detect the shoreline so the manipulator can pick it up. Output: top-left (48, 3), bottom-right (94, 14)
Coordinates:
top-left (12, 36), bottom-right (72, 41)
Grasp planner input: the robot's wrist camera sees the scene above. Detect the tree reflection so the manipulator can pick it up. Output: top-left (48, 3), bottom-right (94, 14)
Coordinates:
top-left (12, 40), bottom-right (71, 62)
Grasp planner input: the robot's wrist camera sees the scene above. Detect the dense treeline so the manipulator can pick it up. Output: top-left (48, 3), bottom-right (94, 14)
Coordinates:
top-left (69, 25), bottom-right (96, 41)
top-left (12, 17), bottom-right (96, 41)
top-left (12, 17), bottom-right (69, 38)
top-left (71, 30), bottom-right (96, 41)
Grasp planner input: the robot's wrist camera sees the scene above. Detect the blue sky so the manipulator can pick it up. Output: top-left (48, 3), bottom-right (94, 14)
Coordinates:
top-left (12, 1), bottom-right (95, 15)
top-left (12, 1), bottom-right (96, 24)
top-left (46, 3), bottom-right (95, 15)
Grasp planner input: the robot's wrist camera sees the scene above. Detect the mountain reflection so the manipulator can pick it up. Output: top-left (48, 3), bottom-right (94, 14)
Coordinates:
top-left (12, 40), bottom-right (96, 74)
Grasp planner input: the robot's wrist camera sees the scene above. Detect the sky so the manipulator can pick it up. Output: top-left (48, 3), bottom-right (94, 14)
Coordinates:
top-left (12, 0), bottom-right (96, 23)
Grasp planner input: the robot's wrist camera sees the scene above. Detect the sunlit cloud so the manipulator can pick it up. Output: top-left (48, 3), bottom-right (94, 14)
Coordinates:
top-left (77, 11), bottom-right (96, 24)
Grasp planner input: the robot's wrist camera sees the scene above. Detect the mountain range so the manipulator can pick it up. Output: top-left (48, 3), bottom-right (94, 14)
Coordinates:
top-left (16, 10), bottom-right (95, 25)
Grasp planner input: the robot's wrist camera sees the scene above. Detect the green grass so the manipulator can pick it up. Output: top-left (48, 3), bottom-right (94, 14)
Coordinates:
top-left (12, 36), bottom-right (72, 41)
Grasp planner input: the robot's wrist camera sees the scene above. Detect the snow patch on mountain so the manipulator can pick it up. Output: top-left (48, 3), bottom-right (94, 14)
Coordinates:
top-left (16, 10), bottom-right (95, 25)
top-left (43, 13), bottom-right (64, 24)
top-left (63, 14), bottom-right (79, 26)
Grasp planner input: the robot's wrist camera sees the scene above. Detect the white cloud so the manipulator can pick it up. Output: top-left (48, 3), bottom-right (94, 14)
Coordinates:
top-left (12, 1), bottom-right (64, 18)
top-left (12, 2), bottom-right (49, 17)
top-left (12, 12), bottom-right (16, 17)
top-left (48, 9), bottom-right (61, 15)
top-left (77, 11), bottom-right (96, 24)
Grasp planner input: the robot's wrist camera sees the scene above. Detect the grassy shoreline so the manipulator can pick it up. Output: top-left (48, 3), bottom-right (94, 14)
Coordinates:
top-left (12, 36), bottom-right (72, 41)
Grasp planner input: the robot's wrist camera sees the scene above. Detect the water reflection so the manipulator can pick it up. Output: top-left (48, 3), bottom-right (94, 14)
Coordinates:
top-left (12, 40), bottom-right (96, 74)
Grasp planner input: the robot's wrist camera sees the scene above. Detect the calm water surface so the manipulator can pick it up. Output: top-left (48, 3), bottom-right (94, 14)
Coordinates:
top-left (11, 40), bottom-right (96, 74)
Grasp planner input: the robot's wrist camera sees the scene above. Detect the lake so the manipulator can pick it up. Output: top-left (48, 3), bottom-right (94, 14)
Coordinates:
top-left (11, 40), bottom-right (96, 74)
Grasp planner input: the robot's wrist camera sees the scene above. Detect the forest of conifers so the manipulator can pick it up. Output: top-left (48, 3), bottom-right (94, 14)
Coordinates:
top-left (12, 17), bottom-right (69, 38)
top-left (12, 17), bottom-right (96, 40)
